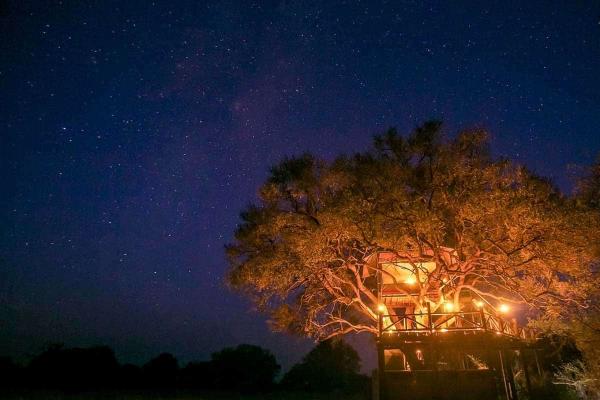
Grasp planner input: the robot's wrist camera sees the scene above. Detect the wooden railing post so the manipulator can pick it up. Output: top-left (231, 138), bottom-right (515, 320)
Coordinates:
top-left (427, 302), bottom-right (433, 333)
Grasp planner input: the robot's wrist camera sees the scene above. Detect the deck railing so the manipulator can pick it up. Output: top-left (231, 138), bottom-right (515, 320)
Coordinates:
top-left (380, 310), bottom-right (535, 340)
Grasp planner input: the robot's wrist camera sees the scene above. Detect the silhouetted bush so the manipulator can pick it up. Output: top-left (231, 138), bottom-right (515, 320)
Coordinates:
top-left (118, 363), bottom-right (142, 389)
top-left (180, 361), bottom-right (214, 389)
top-left (1, 343), bottom-right (287, 394)
top-left (211, 344), bottom-right (281, 393)
top-left (281, 339), bottom-right (368, 393)
top-left (0, 356), bottom-right (23, 391)
top-left (142, 352), bottom-right (178, 389)
top-left (27, 344), bottom-right (119, 391)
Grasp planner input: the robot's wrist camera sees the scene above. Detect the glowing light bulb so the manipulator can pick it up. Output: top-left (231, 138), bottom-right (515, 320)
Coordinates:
top-left (415, 349), bottom-right (424, 361)
top-left (405, 276), bottom-right (417, 285)
top-left (498, 304), bottom-right (510, 314)
top-left (377, 304), bottom-right (386, 313)
top-left (444, 302), bottom-right (454, 312)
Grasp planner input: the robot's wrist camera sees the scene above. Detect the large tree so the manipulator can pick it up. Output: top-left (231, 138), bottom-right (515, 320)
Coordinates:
top-left (549, 156), bottom-right (600, 398)
top-left (226, 121), bottom-right (598, 341)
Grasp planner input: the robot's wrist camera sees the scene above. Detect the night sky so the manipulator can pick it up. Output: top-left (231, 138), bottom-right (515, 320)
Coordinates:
top-left (1, 1), bottom-right (599, 370)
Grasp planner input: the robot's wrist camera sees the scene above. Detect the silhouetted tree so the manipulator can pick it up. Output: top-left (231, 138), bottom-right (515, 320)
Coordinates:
top-left (118, 363), bottom-right (142, 389)
top-left (27, 344), bottom-right (119, 391)
top-left (142, 353), bottom-right (178, 389)
top-left (0, 356), bottom-right (22, 392)
top-left (180, 361), bottom-right (214, 390)
top-left (210, 344), bottom-right (280, 393)
top-left (281, 339), bottom-right (366, 392)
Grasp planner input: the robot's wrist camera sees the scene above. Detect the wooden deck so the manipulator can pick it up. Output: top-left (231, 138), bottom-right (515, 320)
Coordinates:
top-left (379, 309), bottom-right (536, 342)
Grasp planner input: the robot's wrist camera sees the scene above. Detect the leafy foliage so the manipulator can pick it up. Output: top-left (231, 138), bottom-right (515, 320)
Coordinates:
top-left (281, 339), bottom-right (365, 392)
top-left (210, 344), bottom-right (281, 393)
top-left (227, 121), bottom-right (599, 340)
top-left (554, 360), bottom-right (599, 400)
top-left (576, 154), bottom-right (600, 212)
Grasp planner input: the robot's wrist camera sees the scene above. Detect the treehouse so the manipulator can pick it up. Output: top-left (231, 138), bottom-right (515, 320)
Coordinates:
top-left (365, 251), bottom-right (542, 400)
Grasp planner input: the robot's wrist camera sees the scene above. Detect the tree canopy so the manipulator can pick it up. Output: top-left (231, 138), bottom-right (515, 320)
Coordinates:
top-left (210, 344), bottom-right (280, 393)
top-left (226, 121), bottom-right (599, 341)
top-left (281, 339), bottom-right (365, 392)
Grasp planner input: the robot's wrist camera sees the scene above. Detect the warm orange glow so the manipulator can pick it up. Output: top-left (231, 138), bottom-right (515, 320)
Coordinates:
top-left (443, 302), bottom-right (454, 312)
top-left (440, 328), bottom-right (448, 333)
top-left (415, 349), bottom-right (423, 361)
top-left (377, 304), bottom-right (386, 313)
top-left (405, 275), bottom-right (417, 285)
top-left (498, 304), bottom-right (510, 313)
top-left (473, 300), bottom-right (484, 308)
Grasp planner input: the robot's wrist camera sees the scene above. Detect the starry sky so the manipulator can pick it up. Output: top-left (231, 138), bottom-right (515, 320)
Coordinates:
top-left (1, 1), bottom-right (599, 370)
